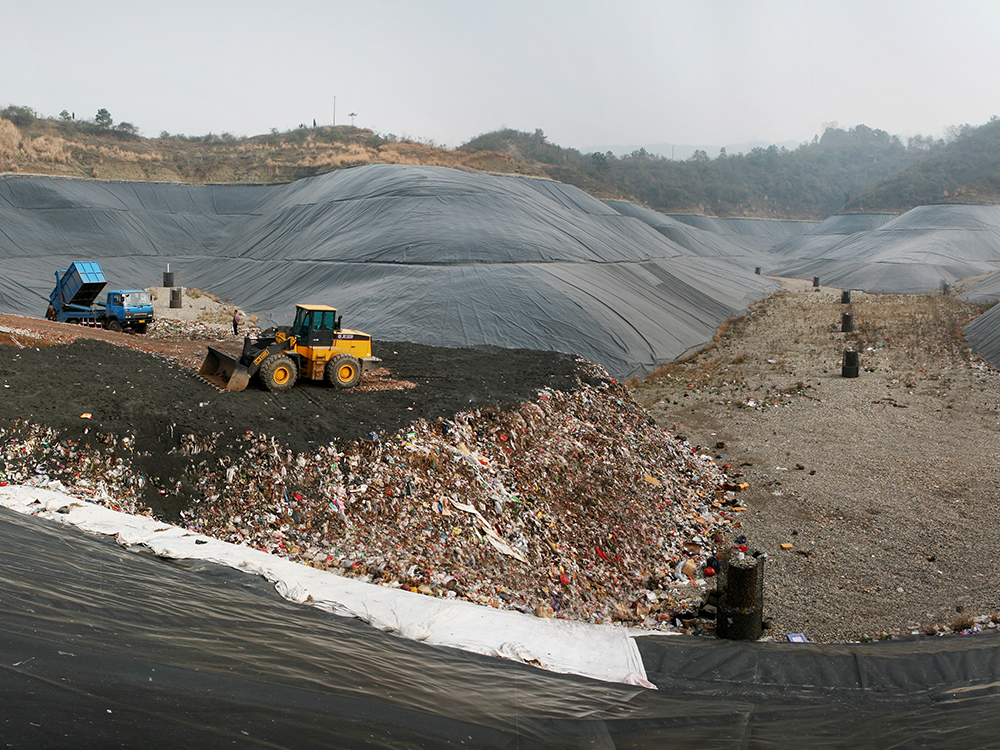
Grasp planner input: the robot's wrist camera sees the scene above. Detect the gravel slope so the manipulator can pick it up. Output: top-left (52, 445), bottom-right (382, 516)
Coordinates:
top-left (637, 278), bottom-right (1000, 641)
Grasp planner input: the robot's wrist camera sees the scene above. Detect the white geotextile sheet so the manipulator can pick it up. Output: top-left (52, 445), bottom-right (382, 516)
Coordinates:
top-left (0, 484), bottom-right (649, 687)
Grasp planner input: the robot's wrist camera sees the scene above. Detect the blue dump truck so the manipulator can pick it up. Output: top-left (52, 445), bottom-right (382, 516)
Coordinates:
top-left (46, 261), bottom-right (154, 334)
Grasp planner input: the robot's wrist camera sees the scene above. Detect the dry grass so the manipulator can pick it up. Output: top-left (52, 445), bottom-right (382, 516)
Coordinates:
top-left (96, 145), bottom-right (162, 163)
top-left (948, 612), bottom-right (976, 632)
top-left (846, 293), bottom-right (993, 361)
top-left (645, 309), bottom-right (755, 383)
top-left (0, 119), bottom-right (22, 163)
top-left (185, 288), bottom-right (218, 302)
top-left (302, 143), bottom-right (373, 168)
top-left (24, 135), bottom-right (71, 163)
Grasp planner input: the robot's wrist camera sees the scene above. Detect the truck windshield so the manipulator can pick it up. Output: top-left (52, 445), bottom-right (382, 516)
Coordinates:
top-left (122, 292), bottom-right (151, 307)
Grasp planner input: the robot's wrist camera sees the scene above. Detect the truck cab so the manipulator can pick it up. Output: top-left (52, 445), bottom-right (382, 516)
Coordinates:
top-left (101, 289), bottom-right (154, 333)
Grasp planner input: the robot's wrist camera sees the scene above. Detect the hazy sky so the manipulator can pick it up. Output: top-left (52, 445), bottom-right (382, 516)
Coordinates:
top-left (6, 0), bottom-right (1000, 152)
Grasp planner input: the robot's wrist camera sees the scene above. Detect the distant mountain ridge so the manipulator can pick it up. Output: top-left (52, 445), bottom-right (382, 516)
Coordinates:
top-left (585, 140), bottom-right (802, 160)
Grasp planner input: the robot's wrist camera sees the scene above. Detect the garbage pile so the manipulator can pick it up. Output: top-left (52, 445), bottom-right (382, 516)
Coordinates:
top-left (174, 366), bottom-right (747, 630)
top-left (145, 318), bottom-right (241, 341)
top-left (0, 420), bottom-right (148, 513)
top-left (0, 355), bottom-right (750, 631)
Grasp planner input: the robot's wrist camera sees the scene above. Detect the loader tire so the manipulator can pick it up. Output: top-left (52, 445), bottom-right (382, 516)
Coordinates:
top-left (106, 319), bottom-right (123, 333)
top-left (326, 353), bottom-right (361, 389)
top-left (260, 354), bottom-right (297, 393)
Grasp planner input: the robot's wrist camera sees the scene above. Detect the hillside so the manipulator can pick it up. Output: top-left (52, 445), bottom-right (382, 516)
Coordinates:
top-left (845, 118), bottom-right (1000, 211)
top-left (3, 104), bottom-right (1000, 219)
top-left (0, 107), bottom-right (546, 184)
top-left (461, 125), bottom-right (929, 219)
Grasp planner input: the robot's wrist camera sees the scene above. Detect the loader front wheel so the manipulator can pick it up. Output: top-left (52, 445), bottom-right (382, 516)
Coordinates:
top-left (260, 354), bottom-right (297, 393)
top-left (326, 353), bottom-right (361, 389)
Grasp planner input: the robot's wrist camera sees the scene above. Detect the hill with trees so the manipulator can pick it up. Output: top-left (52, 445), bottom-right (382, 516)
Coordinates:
top-left (3, 103), bottom-right (999, 220)
top-left (461, 125), bottom-right (941, 219)
top-left (845, 118), bottom-right (1000, 211)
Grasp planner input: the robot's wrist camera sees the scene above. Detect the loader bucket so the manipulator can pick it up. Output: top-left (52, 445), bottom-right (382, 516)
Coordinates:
top-left (198, 346), bottom-right (251, 392)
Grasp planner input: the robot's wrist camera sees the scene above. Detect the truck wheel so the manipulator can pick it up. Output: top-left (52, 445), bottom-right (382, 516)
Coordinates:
top-left (260, 354), bottom-right (297, 393)
top-left (107, 320), bottom-right (123, 333)
top-left (325, 353), bottom-right (361, 389)
top-left (134, 322), bottom-right (148, 334)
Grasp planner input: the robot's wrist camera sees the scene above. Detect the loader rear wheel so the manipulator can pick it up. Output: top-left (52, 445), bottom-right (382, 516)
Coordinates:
top-left (106, 319), bottom-right (123, 333)
top-left (326, 353), bottom-right (361, 389)
top-left (260, 354), bottom-right (297, 393)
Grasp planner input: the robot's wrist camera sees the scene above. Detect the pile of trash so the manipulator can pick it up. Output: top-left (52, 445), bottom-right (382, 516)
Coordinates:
top-left (145, 318), bottom-right (255, 341)
top-left (0, 421), bottom-right (148, 513)
top-left (0, 358), bottom-right (750, 631)
top-left (174, 368), bottom-right (747, 629)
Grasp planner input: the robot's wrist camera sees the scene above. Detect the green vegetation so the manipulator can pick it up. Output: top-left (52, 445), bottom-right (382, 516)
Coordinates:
top-left (460, 124), bottom-right (944, 219)
top-left (1, 105), bottom-right (37, 127)
top-left (846, 118), bottom-right (1000, 210)
top-left (94, 108), bottom-right (113, 128)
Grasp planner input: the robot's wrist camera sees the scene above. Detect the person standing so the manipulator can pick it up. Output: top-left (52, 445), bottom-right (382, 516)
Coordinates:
top-left (232, 309), bottom-right (240, 336)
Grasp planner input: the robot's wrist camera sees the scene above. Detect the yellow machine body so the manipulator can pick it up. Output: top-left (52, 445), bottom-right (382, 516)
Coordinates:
top-left (198, 304), bottom-right (377, 392)
top-left (280, 305), bottom-right (373, 380)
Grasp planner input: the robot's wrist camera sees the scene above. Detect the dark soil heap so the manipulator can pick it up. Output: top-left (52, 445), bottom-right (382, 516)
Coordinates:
top-left (0, 338), bottom-right (585, 517)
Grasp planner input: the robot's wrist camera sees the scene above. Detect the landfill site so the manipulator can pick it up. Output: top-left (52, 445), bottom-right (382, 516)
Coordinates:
top-left (2, 166), bottom-right (1000, 747)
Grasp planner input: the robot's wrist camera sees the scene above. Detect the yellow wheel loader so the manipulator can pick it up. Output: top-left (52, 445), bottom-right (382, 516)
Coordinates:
top-left (198, 304), bottom-right (379, 392)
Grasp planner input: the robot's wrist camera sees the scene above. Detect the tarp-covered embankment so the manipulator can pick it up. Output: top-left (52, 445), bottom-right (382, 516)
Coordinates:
top-left (0, 166), bottom-right (778, 378)
top-left (665, 214), bottom-right (817, 253)
top-left (964, 301), bottom-right (1000, 368)
top-left (769, 204), bottom-right (1000, 294)
top-left (766, 212), bottom-right (897, 266)
top-left (603, 201), bottom-right (775, 270)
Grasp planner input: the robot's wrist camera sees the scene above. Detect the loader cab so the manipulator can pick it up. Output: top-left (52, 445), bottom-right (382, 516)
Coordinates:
top-left (292, 304), bottom-right (341, 347)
